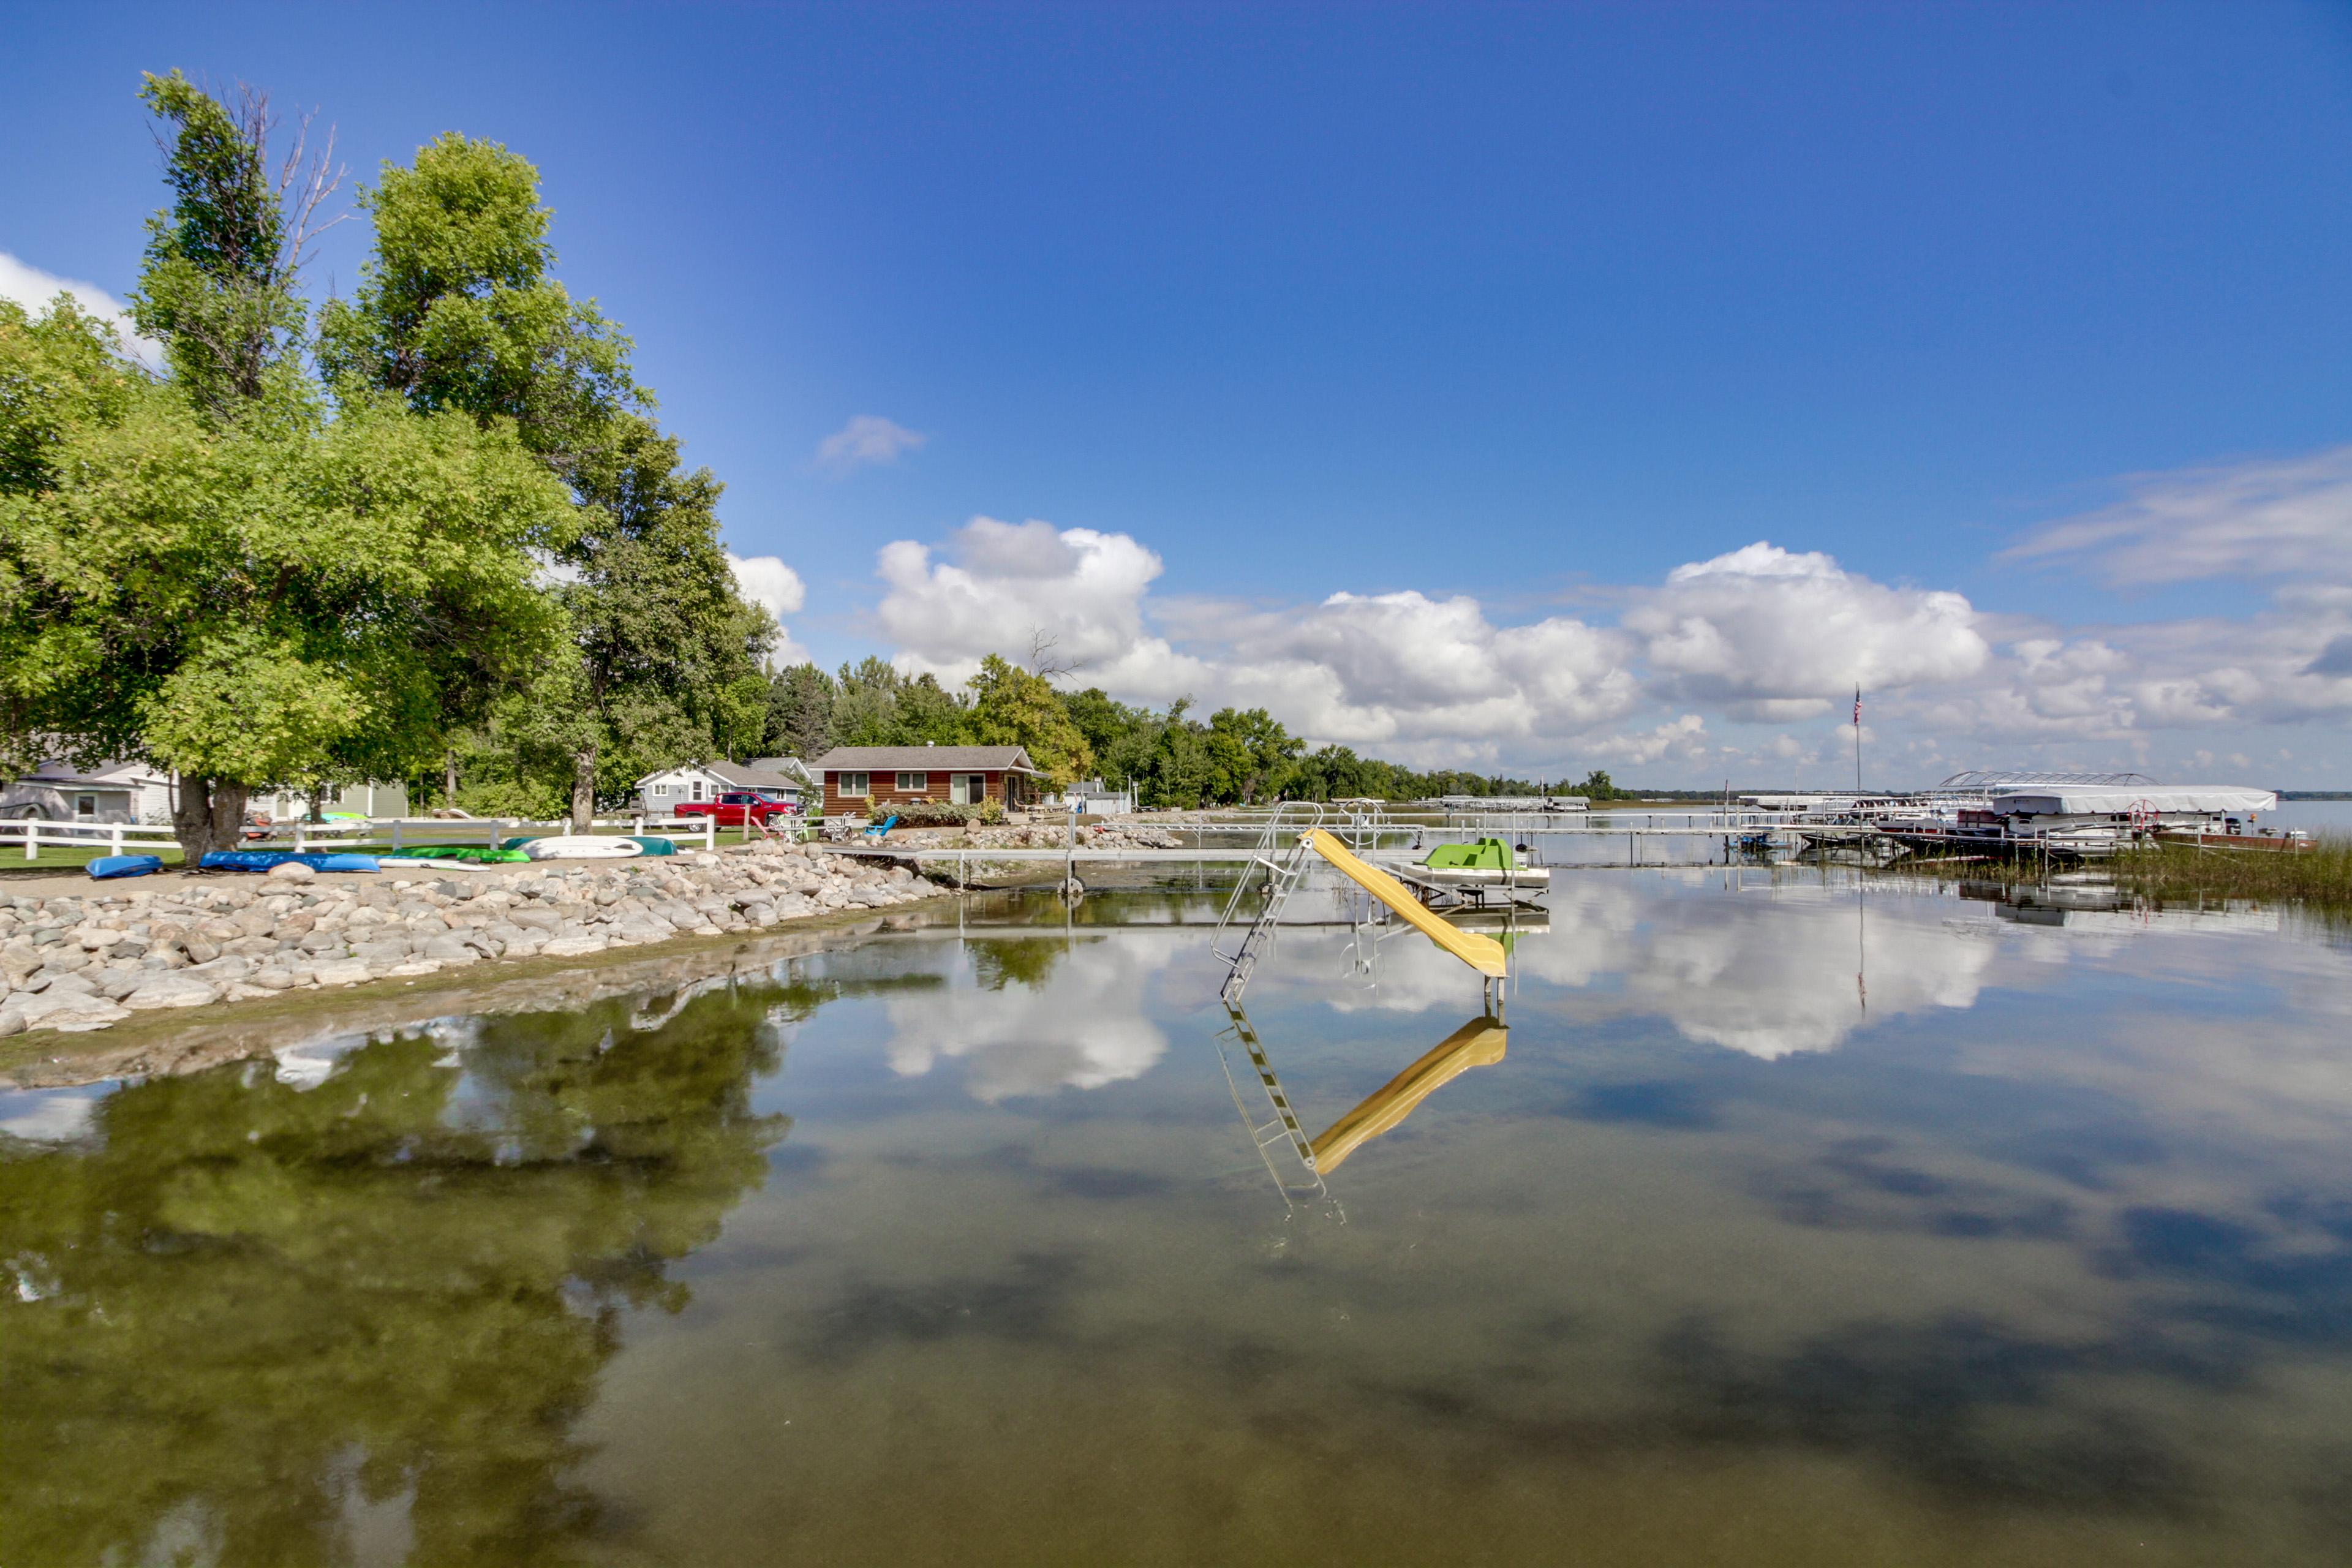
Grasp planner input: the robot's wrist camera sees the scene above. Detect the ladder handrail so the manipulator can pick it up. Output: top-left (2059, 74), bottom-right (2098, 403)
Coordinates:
top-left (1209, 801), bottom-right (1327, 965)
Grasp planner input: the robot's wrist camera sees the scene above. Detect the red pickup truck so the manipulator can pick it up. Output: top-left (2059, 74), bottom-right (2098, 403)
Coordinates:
top-left (672, 791), bottom-right (799, 827)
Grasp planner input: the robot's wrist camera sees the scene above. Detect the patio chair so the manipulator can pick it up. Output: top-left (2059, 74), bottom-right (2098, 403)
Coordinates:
top-left (860, 814), bottom-right (900, 841)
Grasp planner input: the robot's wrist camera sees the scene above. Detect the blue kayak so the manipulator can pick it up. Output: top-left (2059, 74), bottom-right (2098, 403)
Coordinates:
top-left (87, 854), bottom-right (164, 880)
top-left (198, 850), bottom-right (380, 873)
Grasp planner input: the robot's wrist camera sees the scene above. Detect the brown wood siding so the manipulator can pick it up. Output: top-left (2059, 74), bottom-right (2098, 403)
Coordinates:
top-left (824, 767), bottom-right (1027, 815)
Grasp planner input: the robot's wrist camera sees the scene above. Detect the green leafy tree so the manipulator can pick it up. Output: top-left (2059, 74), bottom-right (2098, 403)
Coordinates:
top-left (967, 654), bottom-right (1090, 788)
top-left (0, 309), bottom-right (575, 856)
top-left (537, 417), bottom-right (773, 825)
top-left (764, 660), bottom-right (835, 760)
top-left (1204, 707), bottom-right (1302, 804)
top-left (322, 135), bottom-right (771, 827)
top-left (1062, 686), bottom-right (1159, 790)
top-left (827, 658), bottom-right (970, 748)
top-left (317, 132), bottom-right (641, 469)
top-left (128, 71), bottom-right (335, 422)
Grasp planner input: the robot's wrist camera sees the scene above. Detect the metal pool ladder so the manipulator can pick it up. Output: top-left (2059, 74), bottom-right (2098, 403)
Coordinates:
top-left (1210, 803), bottom-right (1326, 1006)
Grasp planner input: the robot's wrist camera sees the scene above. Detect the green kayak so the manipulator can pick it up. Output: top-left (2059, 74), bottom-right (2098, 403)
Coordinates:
top-left (394, 844), bottom-right (533, 864)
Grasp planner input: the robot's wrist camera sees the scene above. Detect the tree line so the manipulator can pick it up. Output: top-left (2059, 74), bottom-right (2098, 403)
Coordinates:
top-left (747, 655), bottom-right (1621, 809)
top-left (1, 74), bottom-right (772, 855)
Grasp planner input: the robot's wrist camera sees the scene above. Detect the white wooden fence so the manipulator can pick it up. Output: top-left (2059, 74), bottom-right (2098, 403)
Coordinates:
top-left (0, 814), bottom-right (731, 862)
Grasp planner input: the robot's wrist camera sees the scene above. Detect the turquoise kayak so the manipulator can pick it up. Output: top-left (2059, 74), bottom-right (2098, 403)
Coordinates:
top-left (199, 850), bottom-right (380, 873)
top-left (87, 854), bottom-right (164, 880)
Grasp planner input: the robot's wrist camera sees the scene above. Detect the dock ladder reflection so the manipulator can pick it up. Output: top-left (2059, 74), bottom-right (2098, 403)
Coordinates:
top-left (1215, 1007), bottom-right (1335, 1213)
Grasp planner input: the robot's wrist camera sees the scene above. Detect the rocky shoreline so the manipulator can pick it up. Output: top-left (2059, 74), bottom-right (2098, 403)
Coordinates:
top-left (1, 841), bottom-right (932, 1039)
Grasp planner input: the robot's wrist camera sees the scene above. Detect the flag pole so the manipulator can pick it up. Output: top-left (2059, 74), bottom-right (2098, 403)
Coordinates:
top-left (1853, 685), bottom-right (1863, 797)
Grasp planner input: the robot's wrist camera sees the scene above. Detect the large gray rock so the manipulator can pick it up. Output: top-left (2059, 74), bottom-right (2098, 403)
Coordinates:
top-left (538, 935), bottom-right (606, 958)
top-left (183, 955), bottom-right (254, 983)
top-left (508, 907), bottom-right (562, 932)
top-left (224, 935), bottom-right (280, 957)
top-left (311, 959), bottom-right (373, 986)
top-left (121, 974), bottom-right (219, 1010)
top-left (349, 939), bottom-right (413, 964)
top-left (298, 929), bottom-right (345, 953)
top-left (266, 860), bottom-right (316, 884)
top-left (97, 970), bottom-right (148, 1001)
top-left (420, 935), bottom-right (480, 965)
top-left (9, 987), bottom-right (121, 1026)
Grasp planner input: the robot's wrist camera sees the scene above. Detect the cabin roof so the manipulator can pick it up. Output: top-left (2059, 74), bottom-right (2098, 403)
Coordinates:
top-left (812, 746), bottom-right (1039, 774)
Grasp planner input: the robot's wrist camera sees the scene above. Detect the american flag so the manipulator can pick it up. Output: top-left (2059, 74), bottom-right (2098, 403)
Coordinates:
top-left (1852, 687), bottom-right (1861, 725)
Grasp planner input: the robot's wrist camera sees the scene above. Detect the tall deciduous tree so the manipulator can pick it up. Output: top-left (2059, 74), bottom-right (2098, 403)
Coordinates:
top-left (763, 662), bottom-right (835, 760)
top-left (322, 134), bottom-right (772, 827)
top-left (317, 132), bottom-right (640, 472)
top-left (129, 70), bottom-right (340, 422)
top-left (0, 298), bottom-right (574, 858)
top-left (967, 655), bottom-right (1090, 788)
top-left (1204, 707), bottom-right (1302, 805)
top-left (4, 78), bottom-right (573, 860)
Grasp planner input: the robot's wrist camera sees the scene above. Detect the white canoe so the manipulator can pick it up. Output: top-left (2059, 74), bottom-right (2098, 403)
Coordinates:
top-left (521, 835), bottom-right (644, 861)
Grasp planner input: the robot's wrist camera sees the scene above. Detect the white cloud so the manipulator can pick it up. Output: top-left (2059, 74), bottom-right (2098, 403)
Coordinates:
top-left (856, 444), bottom-right (2352, 782)
top-left (1626, 542), bottom-right (1989, 721)
top-left (2003, 445), bottom-right (2352, 586)
top-left (875, 517), bottom-right (1642, 747)
top-left (1578, 713), bottom-right (1711, 767)
top-left (0, 252), bottom-right (164, 368)
top-left (877, 516), bottom-right (1198, 692)
top-left (814, 414), bottom-right (927, 475)
top-left (727, 552), bottom-right (810, 666)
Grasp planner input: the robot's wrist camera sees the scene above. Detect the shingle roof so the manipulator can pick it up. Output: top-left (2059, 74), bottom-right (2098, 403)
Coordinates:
top-left (631, 760), bottom-right (805, 791)
top-left (812, 746), bottom-right (1038, 773)
top-left (709, 760), bottom-right (805, 791)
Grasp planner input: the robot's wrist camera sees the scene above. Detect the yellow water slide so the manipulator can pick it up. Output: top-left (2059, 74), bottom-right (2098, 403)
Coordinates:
top-left (1310, 1015), bottom-right (1509, 1173)
top-left (1302, 829), bottom-right (1509, 978)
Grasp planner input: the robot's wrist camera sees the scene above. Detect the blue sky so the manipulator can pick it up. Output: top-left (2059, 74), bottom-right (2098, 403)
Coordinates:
top-left (6, 1), bottom-right (2350, 785)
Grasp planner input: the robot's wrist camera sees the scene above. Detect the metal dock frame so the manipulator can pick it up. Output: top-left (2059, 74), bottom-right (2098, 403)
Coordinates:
top-left (1209, 803), bottom-right (1327, 1007)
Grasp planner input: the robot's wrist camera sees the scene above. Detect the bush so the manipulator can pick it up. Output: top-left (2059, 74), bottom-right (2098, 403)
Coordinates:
top-left (888, 799), bottom-right (1005, 827)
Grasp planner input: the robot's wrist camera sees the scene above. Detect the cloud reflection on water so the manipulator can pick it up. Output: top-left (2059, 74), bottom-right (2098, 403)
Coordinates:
top-left (1267, 871), bottom-right (2323, 1061)
top-left (881, 935), bottom-right (1177, 1101)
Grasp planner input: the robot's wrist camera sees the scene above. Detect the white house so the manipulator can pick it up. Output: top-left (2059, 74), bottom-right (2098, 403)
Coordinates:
top-left (1, 761), bottom-right (408, 826)
top-left (635, 760), bottom-right (809, 815)
top-left (248, 780), bottom-right (410, 821)
top-left (1, 758), bottom-right (173, 824)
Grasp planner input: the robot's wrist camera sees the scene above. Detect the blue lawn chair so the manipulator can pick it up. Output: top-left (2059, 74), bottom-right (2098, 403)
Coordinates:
top-left (861, 814), bottom-right (900, 841)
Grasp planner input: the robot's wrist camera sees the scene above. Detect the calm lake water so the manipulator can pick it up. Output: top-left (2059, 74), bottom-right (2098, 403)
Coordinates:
top-left (6, 869), bottom-right (2351, 1566)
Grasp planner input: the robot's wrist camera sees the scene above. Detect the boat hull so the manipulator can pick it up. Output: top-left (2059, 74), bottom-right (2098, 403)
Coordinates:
top-left (521, 835), bottom-right (644, 861)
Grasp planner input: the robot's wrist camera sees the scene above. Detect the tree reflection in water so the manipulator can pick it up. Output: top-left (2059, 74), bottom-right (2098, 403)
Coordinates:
top-left (0, 981), bottom-right (796, 1568)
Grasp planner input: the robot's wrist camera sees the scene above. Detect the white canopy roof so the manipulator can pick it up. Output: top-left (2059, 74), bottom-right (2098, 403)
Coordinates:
top-left (1987, 784), bottom-right (2277, 815)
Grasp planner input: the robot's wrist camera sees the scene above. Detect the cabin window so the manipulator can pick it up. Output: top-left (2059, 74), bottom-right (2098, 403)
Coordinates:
top-left (951, 773), bottom-right (985, 805)
top-left (897, 771), bottom-right (927, 793)
top-left (840, 772), bottom-right (870, 799)
top-left (690, 779), bottom-right (704, 802)
top-left (75, 794), bottom-right (96, 818)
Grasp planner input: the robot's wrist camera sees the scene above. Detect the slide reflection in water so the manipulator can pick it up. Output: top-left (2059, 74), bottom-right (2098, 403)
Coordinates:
top-left (1310, 1014), bottom-right (1509, 1174)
